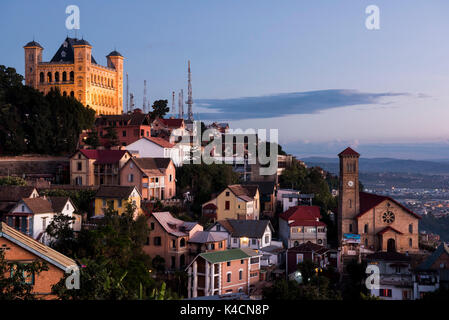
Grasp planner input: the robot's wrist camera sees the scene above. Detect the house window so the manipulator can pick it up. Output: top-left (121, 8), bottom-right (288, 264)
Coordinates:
top-left (150, 222), bottom-right (155, 230)
top-left (154, 237), bottom-right (162, 246)
top-left (122, 131), bottom-right (126, 137)
top-left (172, 239), bottom-right (176, 249)
top-left (169, 174), bottom-right (172, 182)
top-left (77, 162), bottom-right (82, 171)
top-left (226, 272), bottom-right (231, 282)
top-left (233, 238), bottom-right (237, 244)
top-left (219, 242), bottom-right (223, 249)
top-left (251, 239), bottom-right (257, 245)
top-left (140, 129), bottom-right (144, 136)
top-left (128, 174), bottom-right (134, 182)
top-left (380, 289), bottom-right (392, 297)
top-left (146, 237), bottom-right (150, 245)
top-left (409, 238), bottom-right (413, 248)
top-left (180, 238), bottom-right (186, 247)
top-left (42, 217), bottom-right (47, 231)
top-left (241, 259), bottom-right (244, 264)
top-left (118, 200), bottom-right (122, 208)
top-left (226, 192), bottom-right (230, 196)
top-left (349, 224), bottom-right (353, 233)
top-left (21, 205), bottom-right (25, 212)
top-left (239, 270), bottom-right (243, 280)
top-left (102, 199), bottom-right (107, 206)
top-left (225, 201), bottom-right (230, 210)
top-left (14, 217), bottom-right (21, 229)
top-left (296, 254), bottom-right (304, 264)
top-left (226, 261), bottom-right (231, 267)
top-left (265, 235), bottom-right (269, 244)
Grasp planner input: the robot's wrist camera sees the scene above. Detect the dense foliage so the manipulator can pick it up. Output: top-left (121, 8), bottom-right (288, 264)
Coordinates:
top-left (0, 176), bottom-right (27, 186)
top-left (176, 163), bottom-right (240, 218)
top-left (40, 188), bottom-right (96, 215)
top-left (0, 65), bottom-right (95, 155)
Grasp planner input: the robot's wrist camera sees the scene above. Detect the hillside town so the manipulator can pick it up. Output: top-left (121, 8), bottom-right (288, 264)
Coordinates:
top-left (1, 30), bottom-right (449, 303)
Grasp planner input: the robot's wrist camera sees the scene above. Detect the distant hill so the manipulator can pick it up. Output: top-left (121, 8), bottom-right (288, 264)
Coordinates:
top-left (419, 214), bottom-right (449, 242)
top-left (302, 157), bottom-right (449, 175)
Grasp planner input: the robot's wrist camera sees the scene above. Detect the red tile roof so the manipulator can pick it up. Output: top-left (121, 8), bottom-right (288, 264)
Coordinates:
top-left (356, 192), bottom-right (421, 220)
top-left (143, 136), bottom-right (175, 148)
top-left (279, 206), bottom-right (326, 227)
top-left (160, 118), bottom-right (184, 128)
top-left (79, 149), bottom-right (129, 164)
top-left (338, 147), bottom-right (360, 157)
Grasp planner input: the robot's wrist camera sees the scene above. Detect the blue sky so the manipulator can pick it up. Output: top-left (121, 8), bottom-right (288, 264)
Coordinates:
top-left (1, 1), bottom-right (449, 159)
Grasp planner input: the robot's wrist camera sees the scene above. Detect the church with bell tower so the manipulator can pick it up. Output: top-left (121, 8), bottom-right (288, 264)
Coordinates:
top-left (338, 147), bottom-right (421, 256)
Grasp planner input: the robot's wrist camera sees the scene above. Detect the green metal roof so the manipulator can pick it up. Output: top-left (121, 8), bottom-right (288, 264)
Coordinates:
top-left (199, 248), bottom-right (259, 264)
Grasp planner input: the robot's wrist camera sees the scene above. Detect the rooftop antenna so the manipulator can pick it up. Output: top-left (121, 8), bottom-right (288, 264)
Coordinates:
top-left (186, 60), bottom-right (194, 121)
top-left (143, 80), bottom-right (147, 113)
top-left (130, 93), bottom-right (135, 111)
top-left (178, 90), bottom-right (184, 119)
top-left (172, 91), bottom-right (175, 116)
top-left (125, 73), bottom-right (129, 113)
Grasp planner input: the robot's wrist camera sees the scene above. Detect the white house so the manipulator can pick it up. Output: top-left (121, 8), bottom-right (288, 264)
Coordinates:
top-left (4, 196), bottom-right (78, 245)
top-left (366, 252), bottom-right (414, 300)
top-left (126, 137), bottom-right (186, 167)
top-left (208, 219), bottom-right (283, 267)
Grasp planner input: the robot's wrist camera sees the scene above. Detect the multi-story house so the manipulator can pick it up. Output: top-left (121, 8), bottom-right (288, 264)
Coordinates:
top-left (279, 205), bottom-right (327, 248)
top-left (119, 157), bottom-right (176, 200)
top-left (208, 219), bottom-right (282, 268)
top-left (93, 185), bottom-right (142, 216)
top-left (413, 242), bottom-right (449, 298)
top-left (277, 189), bottom-right (301, 211)
top-left (186, 248), bottom-right (262, 298)
top-left (286, 241), bottom-right (332, 279)
top-left (188, 231), bottom-right (228, 259)
top-left (24, 37), bottom-right (124, 115)
top-left (243, 181), bottom-right (276, 217)
top-left (0, 222), bottom-right (77, 299)
top-left (4, 196), bottom-right (77, 244)
top-left (91, 109), bottom-right (152, 147)
top-left (70, 149), bottom-right (131, 186)
top-left (202, 185), bottom-right (260, 221)
top-left (0, 186), bottom-right (39, 219)
top-left (151, 117), bottom-right (186, 143)
top-left (144, 211), bottom-right (203, 271)
top-left (126, 137), bottom-right (185, 167)
top-left (366, 251), bottom-right (414, 300)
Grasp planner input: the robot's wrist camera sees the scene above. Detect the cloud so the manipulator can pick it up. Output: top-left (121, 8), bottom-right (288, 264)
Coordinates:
top-left (195, 89), bottom-right (407, 121)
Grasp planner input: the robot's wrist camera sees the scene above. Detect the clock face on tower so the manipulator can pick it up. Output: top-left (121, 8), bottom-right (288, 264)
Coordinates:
top-left (347, 180), bottom-right (354, 187)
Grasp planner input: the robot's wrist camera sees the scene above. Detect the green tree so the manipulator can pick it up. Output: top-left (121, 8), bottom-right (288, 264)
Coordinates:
top-left (0, 176), bottom-right (27, 186)
top-left (45, 213), bottom-right (77, 256)
top-left (0, 250), bottom-right (48, 300)
top-left (103, 126), bottom-right (119, 148)
top-left (151, 99), bottom-right (169, 119)
top-left (84, 129), bottom-right (100, 149)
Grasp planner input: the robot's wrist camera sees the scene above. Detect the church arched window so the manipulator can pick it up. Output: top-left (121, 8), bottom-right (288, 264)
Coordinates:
top-left (70, 71), bottom-right (74, 82)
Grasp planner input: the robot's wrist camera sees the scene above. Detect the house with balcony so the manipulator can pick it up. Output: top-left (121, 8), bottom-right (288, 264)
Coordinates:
top-left (186, 248), bottom-right (262, 298)
top-left (413, 242), bottom-right (449, 298)
top-left (188, 231), bottom-right (228, 259)
top-left (93, 185), bottom-right (142, 216)
top-left (279, 205), bottom-right (327, 248)
top-left (4, 196), bottom-right (77, 244)
top-left (119, 157), bottom-right (176, 200)
top-left (366, 251), bottom-right (414, 300)
top-left (144, 211), bottom-right (203, 271)
top-left (70, 149), bottom-right (131, 186)
top-left (202, 184), bottom-right (260, 221)
top-left (208, 219), bottom-right (283, 268)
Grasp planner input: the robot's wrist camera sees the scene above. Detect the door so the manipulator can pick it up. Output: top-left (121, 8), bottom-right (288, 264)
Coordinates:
top-left (387, 238), bottom-right (396, 252)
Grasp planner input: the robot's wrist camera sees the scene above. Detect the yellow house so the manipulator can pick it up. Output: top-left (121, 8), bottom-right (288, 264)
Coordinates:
top-left (202, 184), bottom-right (260, 221)
top-left (94, 185), bottom-right (142, 216)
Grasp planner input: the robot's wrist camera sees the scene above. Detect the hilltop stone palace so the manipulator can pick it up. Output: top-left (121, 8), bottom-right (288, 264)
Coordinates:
top-left (24, 37), bottom-right (124, 115)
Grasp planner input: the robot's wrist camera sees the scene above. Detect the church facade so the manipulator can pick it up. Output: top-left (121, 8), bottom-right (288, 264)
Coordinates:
top-left (24, 37), bottom-right (124, 115)
top-left (338, 147), bottom-right (420, 255)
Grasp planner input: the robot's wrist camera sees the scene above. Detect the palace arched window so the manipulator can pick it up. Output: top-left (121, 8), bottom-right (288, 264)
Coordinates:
top-left (70, 91), bottom-right (74, 97)
top-left (62, 71), bottom-right (67, 82)
top-left (70, 71), bottom-right (74, 82)
top-left (63, 91), bottom-right (67, 96)
top-left (47, 72), bottom-right (52, 83)
top-left (39, 72), bottom-right (44, 83)
top-left (54, 72), bottom-right (59, 82)
top-left (111, 80), bottom-right (114, 88)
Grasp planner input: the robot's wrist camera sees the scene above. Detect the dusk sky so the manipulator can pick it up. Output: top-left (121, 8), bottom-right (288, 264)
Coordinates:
top-left (1, 1), bottom-right (449, 159)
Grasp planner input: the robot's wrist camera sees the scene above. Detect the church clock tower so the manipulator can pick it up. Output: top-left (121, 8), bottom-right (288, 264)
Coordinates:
top-left (338, 147), bottom-right (360, 243)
